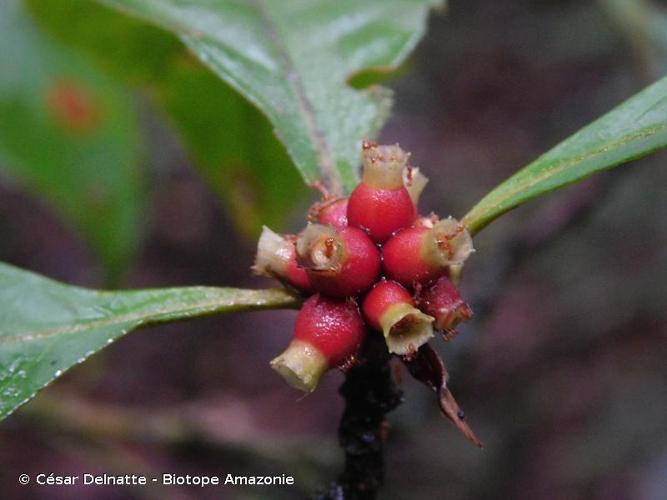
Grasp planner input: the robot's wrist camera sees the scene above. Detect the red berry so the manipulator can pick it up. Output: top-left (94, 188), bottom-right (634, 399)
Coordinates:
top-left (309, 197), bottom-right (348, 228)
top-left (270, 295), bottom-right (366, 391)
top-left (296, 223), bottom-right (380, 297)
top-left (362, 280), bottom-right (413, 330)
top-left (362, 280), bottom-right (434, 355)
top-left (285, 256), bottom-right (313, 292)
top-left (253, 226), bottom-right (313, 293)
top-left (382, 217), bottom-right (474, 288)
top-left (348, 183), bottom-right (416, 243)
top-left (416, 276), bottom-right (472, 334)
top-left (295, 295), bottom-right (366, 365)
top-left (382, 226), bottom-right (435, 287)
top-left (347, 142), bottom-right (416, 242)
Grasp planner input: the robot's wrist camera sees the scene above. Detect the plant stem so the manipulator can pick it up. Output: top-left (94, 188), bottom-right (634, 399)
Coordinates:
top-left (316, 332), bottom-right (403, 499)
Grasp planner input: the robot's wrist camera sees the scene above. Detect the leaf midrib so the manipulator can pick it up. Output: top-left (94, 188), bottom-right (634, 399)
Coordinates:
top-left (250, 0), bottom-right (340, 194)
top-left (0, 288), bottom-right (299, 345)
top-left (463, 121), bottom-right (667, 232)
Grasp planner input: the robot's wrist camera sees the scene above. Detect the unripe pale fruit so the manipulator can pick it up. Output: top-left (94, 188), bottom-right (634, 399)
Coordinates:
top-left (347, 142), bottom-right (417, 243)
top-left (296, 223), bottom-right (380, 297)
top-left (403, 166), bottom-right (429, 206)
top-left (270, 295), bottom-right (366, 392)
top-left (253, 226), bottom-right (313, 293)
top-left (416, 275), bottom-right (472, 334)
top-left (382, 217), bottom-right (474, 288)
top-left (362, 280), bottom-right (434, 355)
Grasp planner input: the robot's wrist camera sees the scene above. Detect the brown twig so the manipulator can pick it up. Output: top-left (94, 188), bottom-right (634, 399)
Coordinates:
top-left (316, 332), bottom-right (403, 500)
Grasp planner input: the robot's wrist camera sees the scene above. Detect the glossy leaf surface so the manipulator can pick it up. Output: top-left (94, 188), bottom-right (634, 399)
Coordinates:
top-left (463, 76), bottom-right (667, 234)
top-left (0, 262), bottom-right (299, 421)
top-left (98, 0), bottom-right (443, 194)
top-left (0, 0), bottom-right (144, 278)
top-left (28, 0), bottom-right (309, 237)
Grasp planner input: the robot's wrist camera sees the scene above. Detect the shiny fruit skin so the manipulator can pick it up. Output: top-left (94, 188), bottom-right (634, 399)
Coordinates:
top-left (362, 280), bottom-right (414, 330)
top-left (382, 227), bottom-right (440, 287)
top-left (347, 182), bottom-right (416, 243)
top-left (294, 294), bottom-right (366, 366)
top-left (307, 226), bottom-right (381, 297)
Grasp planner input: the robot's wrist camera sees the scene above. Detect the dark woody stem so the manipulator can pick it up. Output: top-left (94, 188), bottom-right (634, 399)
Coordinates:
top-left (315, 332), bottom-right (403, 500)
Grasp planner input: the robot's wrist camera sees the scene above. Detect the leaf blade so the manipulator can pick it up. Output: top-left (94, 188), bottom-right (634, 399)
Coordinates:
top-left (26, 0), bottom-right (308, 239)
top-left (462, 76), bottom-right (667, 235)
top-left (0, 262), bottom-right (299, 421)
top-left (0, 0), bottom-right (145, 278)
top-left (97, 0), bottom-right (443, 193)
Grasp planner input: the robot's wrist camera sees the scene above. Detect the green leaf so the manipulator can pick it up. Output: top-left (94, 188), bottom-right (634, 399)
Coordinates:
top-left (96, 0), bottom-right (443, 194)
top-left (462, 76), bottom-right (667, 235)
top-left (28, 0), bottom-right (307, 238)
top-left (0, 0), bottom-right (145, 279)
top-left (158, 57), bottom-right (309, 237)
top-left (0, 261), bottom-right (299, 421)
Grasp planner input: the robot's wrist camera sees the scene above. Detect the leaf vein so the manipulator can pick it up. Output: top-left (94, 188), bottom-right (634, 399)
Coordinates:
top-left (250, 0), bottom-right (341, 194)
top-left (467, 121), bottom-right (667, 223)
top-left (0, 293), bottom-right (298, 345)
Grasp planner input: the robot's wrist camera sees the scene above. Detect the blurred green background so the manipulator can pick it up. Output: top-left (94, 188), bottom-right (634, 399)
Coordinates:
top-left (1, 0), bottom-right (666, 499)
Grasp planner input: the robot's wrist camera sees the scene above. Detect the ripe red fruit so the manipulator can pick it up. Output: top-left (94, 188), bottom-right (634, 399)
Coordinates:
top-left (257, 142), bottom-right (477, 397)
top-left (253, 226), bottom-right (313, 293)
top-left (347, 142), bottom-right (417, 243)
top-left (270, 294), bottom-right (366, 392)
top-left (362, 280), bottom-right (434, 355)
top-left (416, 275), bottom-right (472, 335)
top-left (382, 217), bottom-right (474, 288)
top-left (296, 223), bottom-right (380, 297)
top-left (309, 197), bottom-right (348, 228)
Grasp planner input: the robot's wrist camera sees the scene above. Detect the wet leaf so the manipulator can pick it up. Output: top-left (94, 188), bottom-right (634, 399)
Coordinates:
top-left (28, 0), bottom-right (307, 238)
top-left (462, 76), bottom-right (667, 234)
top-left (0, 0), bottom-right (144, 279)
top-left (0, 261), bottom-right (299, 421)
top-left (161, 64), bottom-right (308, 237)
top-left (96, 0), bottom-right (443, 194)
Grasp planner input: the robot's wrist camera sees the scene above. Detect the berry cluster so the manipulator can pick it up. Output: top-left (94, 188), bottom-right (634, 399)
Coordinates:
top-left (254, 142), bottom-right (474, 392)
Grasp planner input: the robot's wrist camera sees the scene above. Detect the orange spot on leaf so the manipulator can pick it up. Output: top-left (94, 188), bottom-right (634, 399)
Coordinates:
top-left (46, 78), bottom-right (101, 135)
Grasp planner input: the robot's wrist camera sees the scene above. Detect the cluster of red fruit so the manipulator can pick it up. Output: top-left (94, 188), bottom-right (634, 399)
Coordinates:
top-left (254, 142), bottom-right (474, 392)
